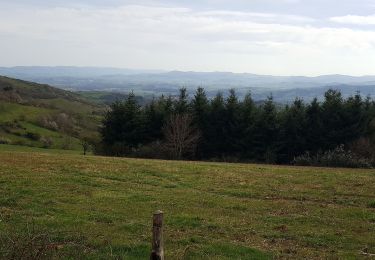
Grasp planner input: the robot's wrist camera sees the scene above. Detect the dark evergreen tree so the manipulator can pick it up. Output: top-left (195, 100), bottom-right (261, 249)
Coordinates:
top-left (343, 93), bottom-right (365, 142)
top-left (252, 96), bottom-right (279, 163)
top-left (207, 92), bottom-right (226, 158)
top-left (192, 87), bottom-right (209, 128)
top-left (101, 92), bottom-right (144, 154)
top-left (278, 98), bottom-right (306, 162)
top-left (223, 89), bottom-right (242, 156)
top-left (321, 89), bottom-right (346, 150)
top-left (164, 95), bottom-right (174, 114)
top-left (240, 92), bottom-right (257, 159)
top-left (144, 98), bottom-right (164, 142)
top-left (305, 98), bottom-right (323, 153)
top-left (363, 96), bottom-right (375, 139)
top-left (174, 87), bottom-right (190, 114)
top-left (191, 87), bottom-right (210, 157)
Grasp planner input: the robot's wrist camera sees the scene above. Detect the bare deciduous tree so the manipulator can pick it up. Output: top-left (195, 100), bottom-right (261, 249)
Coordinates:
top-left (163, 114), bottom-right (201, 159)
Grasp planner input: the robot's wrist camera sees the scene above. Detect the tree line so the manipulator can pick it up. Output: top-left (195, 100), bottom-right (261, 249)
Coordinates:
top-left (97, 87), bottom-right (375, 165)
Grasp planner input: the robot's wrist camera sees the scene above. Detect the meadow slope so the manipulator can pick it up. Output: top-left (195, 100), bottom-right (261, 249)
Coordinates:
top-left (0, 145), bottom-right (375, 259)
top-left (0, 76), bottom-right (102, 150)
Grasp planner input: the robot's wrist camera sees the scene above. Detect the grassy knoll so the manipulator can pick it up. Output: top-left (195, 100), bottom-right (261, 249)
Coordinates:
top-left (0, 102), bottom-right (51, 123)
top-left (0, 146), bottom-right (375, 259)
top-left (0, 100), bottom-right (99, 150)
top-left (0, 76), bottom-right (102, 150)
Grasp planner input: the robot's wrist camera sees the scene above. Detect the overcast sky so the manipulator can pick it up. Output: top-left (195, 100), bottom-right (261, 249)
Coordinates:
top-left (1, 0), bottom-right (375, 76)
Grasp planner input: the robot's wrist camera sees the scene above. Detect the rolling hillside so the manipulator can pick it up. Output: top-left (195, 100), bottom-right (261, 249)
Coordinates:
top-left (0, 145), bottom-right (374, 258)
top-left (0, 76), bottom-right (103, 150)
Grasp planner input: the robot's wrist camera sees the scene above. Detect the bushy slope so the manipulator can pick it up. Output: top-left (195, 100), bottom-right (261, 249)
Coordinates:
top-left (0, 146), bottom-right (374, 258)
top-left (0, 76), bottom-right (102, 150)
top-left (0, 76), bottom-right (80, 102)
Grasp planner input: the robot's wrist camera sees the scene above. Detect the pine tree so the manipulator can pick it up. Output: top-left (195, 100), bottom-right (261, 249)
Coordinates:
top-left (207, 92), bottom-right (226, 158)
top-left (191, 87), bottom-right (210, 157)
top-left (101, 92), bottom-right (144, 154)
top-left (321, 89), bottom-right (345, 150)
top-left (305, 98), bottom-right (323, 153)
top-left (343, 92), bottom-right (365, 142)
top-left (174, 87), bottom-right (190, 114)
top-left (240, 92), bottom-right (257, 158)
top-left (144, 98), bottom-right (164, 142)
top-left (252, 96), bottom-right (279, 163)
top-left (192, 87), bottom-right (209, 128)
top-left (279, 98), bottom-right (306, 162)
top-left (224, 89), bottom-right (241, 156)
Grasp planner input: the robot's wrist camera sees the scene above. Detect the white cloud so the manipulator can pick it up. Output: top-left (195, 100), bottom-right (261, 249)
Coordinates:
top-left (330, 14), bottom-right (375, 25)
top-left (0, 4), bottom-right (375, 75)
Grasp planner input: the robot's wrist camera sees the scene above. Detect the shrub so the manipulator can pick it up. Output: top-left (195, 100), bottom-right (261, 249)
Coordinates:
top-left (132, 141), bottom-right (167, 159)
top-left (350, 138), bottom-right (375, 163)
top-left (12, 140), bottom-right (26, 146)
top-left (61, 137), bottom-right (73, 150)
top-left (37, 116), bottom-right (59, 131)
top-left (0, 136), bottom-right (11, 144)
top-left (77, 134), bottom-right (98, 155)
top-left (2, 85), bottom-right (13, 91)
top-left (56, 113), bottom-right (76, 135)
top-left (368, 200), bottom-right (375, 208)
top-left (0, 121), bottom-right (20, 131)
top-left (293, 145), bottom-right (373, 168)
top-left (109, 142), bottom-right (131, 156)
top-left (0, 103), bottom-right (5, 112)
top-left (37, 113), bottom-right (76, 135)
top-left (18, 114), bottom-right (26, 121)
top-left (40, 136), bottom-right (53, 148)
top-left (25, 132), bottom-right (41, 141)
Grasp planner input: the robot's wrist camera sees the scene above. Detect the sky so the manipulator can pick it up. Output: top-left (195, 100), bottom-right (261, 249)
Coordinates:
top-left (1, 0), bottom-right (375, 76)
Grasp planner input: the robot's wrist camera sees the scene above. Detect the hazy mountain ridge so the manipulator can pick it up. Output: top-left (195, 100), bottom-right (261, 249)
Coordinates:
top-left (1, 67), bottom-right (375, 101)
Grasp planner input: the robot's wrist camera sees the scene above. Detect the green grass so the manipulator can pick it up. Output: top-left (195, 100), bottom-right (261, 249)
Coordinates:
top-left (0, 76), bottom-right (102, 152)
top-left (0, 99), bottom-right (99, 151)
top-left (0, 145), bottom-right (375, 258)
top-left (0, 102), bottom-right (52, 123)
top-left (0, 111), bottom-right (82, 150)
top-left (35, 98), bottom-right (99, 115)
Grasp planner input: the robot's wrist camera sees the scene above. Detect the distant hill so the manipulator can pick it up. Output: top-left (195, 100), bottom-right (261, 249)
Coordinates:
top-left (0, 76), bottom-right (81, 103)
top-left (0, 76), bottom-right (102, 150)
top-left (1, 67), bottom-right (375, 102)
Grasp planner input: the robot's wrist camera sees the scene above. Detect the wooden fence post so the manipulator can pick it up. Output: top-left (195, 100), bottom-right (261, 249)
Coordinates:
top-left (150, 210), bottom-right (164, 260)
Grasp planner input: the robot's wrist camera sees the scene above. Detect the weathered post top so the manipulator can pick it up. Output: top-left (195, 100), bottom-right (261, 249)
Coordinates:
top-left (150, 210), bottom-right (164, 260)
top-left (153, 210), bottom-right (163, 226)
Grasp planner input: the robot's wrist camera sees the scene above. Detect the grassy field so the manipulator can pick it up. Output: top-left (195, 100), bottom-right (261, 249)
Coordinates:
top-left (1, 145), bottom-right (375, 259)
